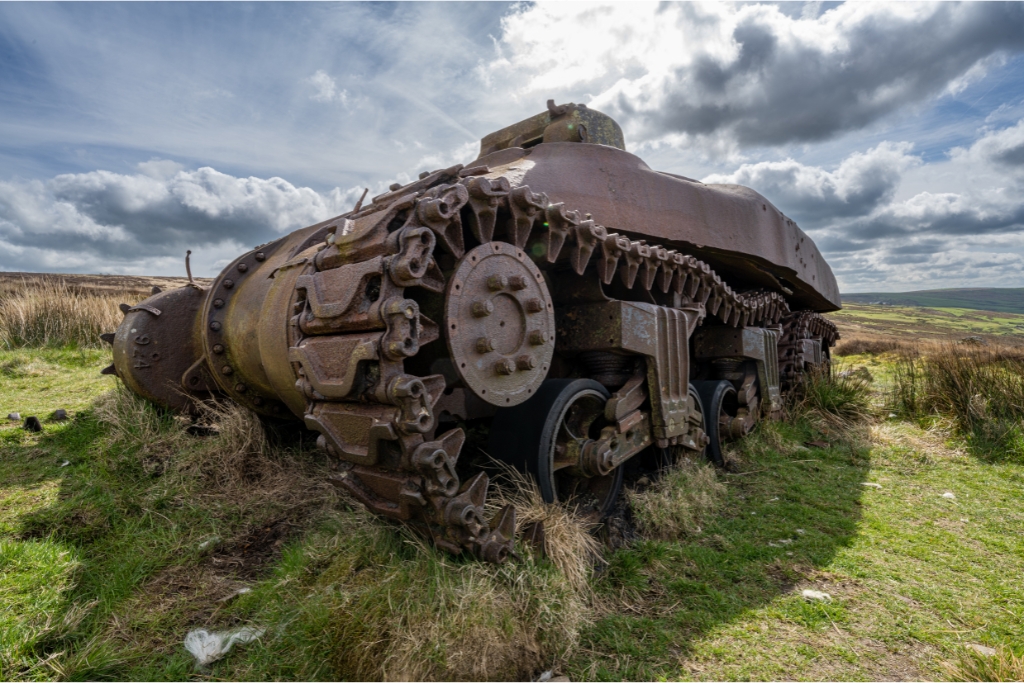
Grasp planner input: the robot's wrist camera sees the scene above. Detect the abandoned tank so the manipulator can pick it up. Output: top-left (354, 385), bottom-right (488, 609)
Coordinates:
top-left (103, 101), bottom-right (840, 563)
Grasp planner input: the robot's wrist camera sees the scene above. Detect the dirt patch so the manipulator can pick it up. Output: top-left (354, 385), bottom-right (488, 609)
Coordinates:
top-left (207, 519), bottom-right (297, 579)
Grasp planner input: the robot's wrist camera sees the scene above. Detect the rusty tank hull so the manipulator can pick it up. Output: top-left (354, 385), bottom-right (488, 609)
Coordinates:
top-left (104, 102), bottom-right (839, 562)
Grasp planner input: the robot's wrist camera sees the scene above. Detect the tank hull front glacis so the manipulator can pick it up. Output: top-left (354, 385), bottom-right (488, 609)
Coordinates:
top-left (103, 102), bottom-right (840, 564)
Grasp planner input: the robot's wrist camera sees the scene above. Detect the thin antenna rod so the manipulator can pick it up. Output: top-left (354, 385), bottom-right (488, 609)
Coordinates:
top-left (352, 187), bottom-right (369, 213)
top-left (185, 250), bottom-right (194, 285)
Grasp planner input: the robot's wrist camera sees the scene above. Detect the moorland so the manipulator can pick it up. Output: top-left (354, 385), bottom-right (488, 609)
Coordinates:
top-left (1, 276), bottom-right (1022, 681)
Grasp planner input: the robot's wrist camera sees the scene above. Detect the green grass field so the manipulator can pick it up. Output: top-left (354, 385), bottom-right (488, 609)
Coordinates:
top-left (2, 332), bottom-right (1023, 679)
top-left (841, 288), bottom-right (1024, 315)
top-left (829, 303), bottom-right (1024, 343)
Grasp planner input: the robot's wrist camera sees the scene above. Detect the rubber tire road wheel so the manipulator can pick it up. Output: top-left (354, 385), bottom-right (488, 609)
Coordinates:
top-left (488, 378), bottom-right (624, 520)
top-left (691, 379), bottom-right (738, 467)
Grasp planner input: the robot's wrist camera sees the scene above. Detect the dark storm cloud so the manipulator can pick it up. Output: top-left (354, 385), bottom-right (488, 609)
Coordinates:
top-left (621, 3), bottom-right (1024, 147)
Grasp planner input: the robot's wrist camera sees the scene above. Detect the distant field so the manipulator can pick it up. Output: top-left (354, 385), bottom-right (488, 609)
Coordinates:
top-left (0, 271), bottom-right (211, 297)
top-left (841, 287), bottom-right (1024, 314)
top-left (827, 303), bottom-right (1024, 346)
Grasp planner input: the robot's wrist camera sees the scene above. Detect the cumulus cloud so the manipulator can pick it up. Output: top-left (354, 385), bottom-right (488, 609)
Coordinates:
top-left (0, 162), bottom-right (362, 275)
top-left (308, 69), bottom-right (349, 105)
top-left (727, 120), bottom-right (1024, 290)
top-left (703, 142), bottom-right (920, 221)
top-left (484, 2), bottom-right (1024, 150)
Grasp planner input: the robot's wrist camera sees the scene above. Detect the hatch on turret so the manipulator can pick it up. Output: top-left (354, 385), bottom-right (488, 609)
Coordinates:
top-left (478, 100), bottom-right (625, 158)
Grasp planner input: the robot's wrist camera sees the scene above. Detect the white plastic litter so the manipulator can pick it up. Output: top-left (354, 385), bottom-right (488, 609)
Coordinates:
top-left (7, 412), bottom-right (20, 421)
top-left (862, 482), bottom-right (883, 489)
top-left (942, 491), bottom-right (956, 499)
top-left (801, 589), bottom-right (832, 602)
top-left (198, 536), bottom-right (221, 550)
top-left (184, 626), bottom-right (265, 666)
top-left (59, 460), bottom-right (70, 468)
top-left (795, 528), bottom-right (806, 535)
top-left (217, 587), bottom-right (251, 603)
top-left (888, 413), bottom-right (897, 418)
top-left (537, 672), bottom-right (554, 682)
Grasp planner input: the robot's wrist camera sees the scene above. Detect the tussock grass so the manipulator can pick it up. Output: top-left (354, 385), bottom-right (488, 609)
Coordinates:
top-left (792, 365), bottom-right (874, 427)
top-left (0, 279), bottom-right (144, 349)
top-left (947, 646), bottom-right (1024, 682)
top-left (627, 456), bottom-right (726, 540)
top-left (888, 343), bottom-right (1024, 460)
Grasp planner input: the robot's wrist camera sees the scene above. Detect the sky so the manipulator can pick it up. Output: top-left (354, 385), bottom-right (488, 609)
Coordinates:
top-left (2, 2), bottom-right (1024, 293)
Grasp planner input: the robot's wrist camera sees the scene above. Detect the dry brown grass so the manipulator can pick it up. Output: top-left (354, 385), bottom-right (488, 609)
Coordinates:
top-left (627, 454), bottom-right (726, 540)
top-left (0, 279), bottom-right (142, 349)
top-left (94, 385), bottom-right (332, 517)
top-left (834, 335), bottom-right (909, 356)
top-left (945, 645), bottom-right (1024, 682)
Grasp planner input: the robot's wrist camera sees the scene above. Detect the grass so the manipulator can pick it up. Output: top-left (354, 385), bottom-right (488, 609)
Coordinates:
top-left (1, 306), bottom-right (1023, 679)
top-left (0, 279), bottom-right (143, 349)
top-left (841, 288), bottom-right (1024, 314)
top-left (829, 303), bottom-right (1024, 344)
top-left (888, 344), bottom-right (1024, 462)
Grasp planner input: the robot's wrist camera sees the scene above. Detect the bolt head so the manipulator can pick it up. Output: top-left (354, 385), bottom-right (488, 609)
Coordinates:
top-left (486, 274), bottom-right (508, 291)
top-left (524, 298), bottom-right (544, 313)
top-left (213, 298), bottom-right (224, 308)
top-left (221, 365), bottom-right (233, 375)
top-left (209, 321), bottom-right (222, 331)
top-left (508, 275), bottom-right (528, 290)
top-left (528, 330), bottom-right (546, 346)
top-left (476, 337), bottom-right (495, 353)
top-left (234, 383), bottom-right (247, 393)
top-left (237, 263), bottom-right (248, 273)
top-left (254, 252), bottom-right (266, 262)
top-left (471, 300), bottom-right (494, 317)
top-left (252, 396), bottom-right (263, 405)
top-left (212, 344), bottom-right (224, 354)
top-left (516, 354), bottom-right (536, 370)
top-left (495, 358), bottom-right (516, 375)
top-left (223, 279), bottom-right (234, 289)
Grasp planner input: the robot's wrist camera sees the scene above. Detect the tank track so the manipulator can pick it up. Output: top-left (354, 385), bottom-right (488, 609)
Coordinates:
top-left (286, 161), bottom-right (825, 562)
top-left (778, 310), bottom-right (840, 390)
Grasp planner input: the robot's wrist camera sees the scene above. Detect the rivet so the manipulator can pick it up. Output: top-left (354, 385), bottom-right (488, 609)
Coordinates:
top-left (486, 274), bottom-right (508, 291)
top-left (237, 263), bottom-right (248, 273)
top-left (212, 344), bottom-right (224, 354)
top-left (252, 396), bottom-right (264, 405)
top-left (524, 298), bottom-right (543, 313)
top-left (529, 330), bottom-right (546, 346)
top-left (254, 252), bottom-right (266, 262)
top-left (210, 321), bottom-right (222, 331)
top-left (234, 383), bottom-right (247, 393)
top-left (495, 358), bottom-right (515, 375)
top-left (223, 279), bottom-right (234, 289)
top-left (471, 300), bottom-right (494, 317)
top-left (508, 275), bottom-right (528, 290)
top-left (221, 365), bottom-right (233, 375)
top-left (476, 337), bottom-right (495, 353)
top-left (516, 354), bottom-right (535, 370)
top-left (213, 298), bottom-right (224, 308)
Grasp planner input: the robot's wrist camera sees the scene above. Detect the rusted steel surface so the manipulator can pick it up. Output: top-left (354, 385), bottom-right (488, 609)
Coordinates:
top-left (106, 102), bottom-right (839, 562)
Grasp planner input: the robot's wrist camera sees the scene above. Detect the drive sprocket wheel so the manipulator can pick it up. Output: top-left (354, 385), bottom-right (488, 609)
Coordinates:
top-left (445, 241), bottom-right (556, 407)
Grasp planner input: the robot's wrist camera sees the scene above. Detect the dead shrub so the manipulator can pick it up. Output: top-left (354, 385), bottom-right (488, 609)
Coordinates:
top-left (627, 455), bottom-right (726, 540)
top-left (834, 336), bottom-right (907, 357)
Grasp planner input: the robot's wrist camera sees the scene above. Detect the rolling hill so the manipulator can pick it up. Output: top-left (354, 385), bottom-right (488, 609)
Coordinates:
top-left (841, 287), bottom-right (1024, 314)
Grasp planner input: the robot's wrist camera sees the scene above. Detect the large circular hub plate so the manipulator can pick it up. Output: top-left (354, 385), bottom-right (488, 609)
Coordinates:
top-left (446, 242), bottom-right (555, 406)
